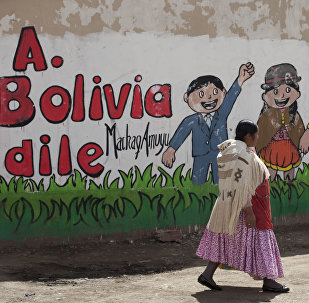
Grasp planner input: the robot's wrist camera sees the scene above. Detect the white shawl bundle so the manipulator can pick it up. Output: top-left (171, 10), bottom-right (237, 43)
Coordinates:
top-left (207, 139), bottom-right (270, 235)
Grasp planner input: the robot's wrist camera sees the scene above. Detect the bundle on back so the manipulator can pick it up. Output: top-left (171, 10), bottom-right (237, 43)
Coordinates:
top-left (207, 139), bottom-right (270, 235)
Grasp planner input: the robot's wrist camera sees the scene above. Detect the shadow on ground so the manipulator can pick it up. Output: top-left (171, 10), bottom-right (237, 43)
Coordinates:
top-left (192, 286), bottom-right (286, 303)
top-left (0, 223), bottom-right (308, 282)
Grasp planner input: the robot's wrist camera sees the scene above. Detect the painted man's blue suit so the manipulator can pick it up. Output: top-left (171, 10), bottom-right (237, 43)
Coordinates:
top-left (169, 80), bottom-right (241, 184)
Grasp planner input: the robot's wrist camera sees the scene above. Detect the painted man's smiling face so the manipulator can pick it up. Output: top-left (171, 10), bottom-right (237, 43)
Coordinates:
top-left (184, 83), bottom-right (226, 114)
top-left (262, 84), bottom-right (300, 109)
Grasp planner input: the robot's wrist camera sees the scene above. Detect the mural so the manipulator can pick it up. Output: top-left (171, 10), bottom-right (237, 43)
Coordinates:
top-left (0, 26), bottom-right (309, 242)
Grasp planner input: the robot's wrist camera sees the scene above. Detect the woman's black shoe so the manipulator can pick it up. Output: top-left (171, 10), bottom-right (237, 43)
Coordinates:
top-left (262, 285), bottom-right (290, 292)
top-left (197, 274), bottom-right (222, 291)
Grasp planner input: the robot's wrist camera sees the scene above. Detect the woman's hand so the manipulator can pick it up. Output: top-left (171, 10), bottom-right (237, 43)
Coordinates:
top-left (243, 206), bottom-right (256, 228)
top-left (299, 128), bottom-right (309, 154)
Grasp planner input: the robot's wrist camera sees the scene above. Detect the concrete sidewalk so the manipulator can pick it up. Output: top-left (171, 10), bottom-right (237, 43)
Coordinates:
top-left (1, 254), bottom-right (308, 303)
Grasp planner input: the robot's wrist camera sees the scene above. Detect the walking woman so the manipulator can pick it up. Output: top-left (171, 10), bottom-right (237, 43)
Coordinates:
top-left (196, 120), bottom-right (289, 292)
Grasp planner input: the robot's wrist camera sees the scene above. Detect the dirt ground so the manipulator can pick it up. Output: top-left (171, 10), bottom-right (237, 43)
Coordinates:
top-left (0, 224), bottom-right (308, 303)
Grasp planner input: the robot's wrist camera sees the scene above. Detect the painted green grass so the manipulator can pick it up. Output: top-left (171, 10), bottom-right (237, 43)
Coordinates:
top-left (0, 163), bottom-right (308, 241)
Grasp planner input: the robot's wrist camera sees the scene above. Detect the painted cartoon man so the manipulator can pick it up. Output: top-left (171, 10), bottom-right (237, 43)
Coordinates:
top-left (162, 62), bottom-right (255, 185)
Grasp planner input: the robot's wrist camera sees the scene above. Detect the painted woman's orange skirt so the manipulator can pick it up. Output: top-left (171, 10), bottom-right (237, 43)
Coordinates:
top-left (260, 139), bottom-right (301, 171)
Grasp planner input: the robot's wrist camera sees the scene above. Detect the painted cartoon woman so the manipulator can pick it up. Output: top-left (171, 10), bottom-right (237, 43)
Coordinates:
top-left (256, 63), bottom-right (309, 180)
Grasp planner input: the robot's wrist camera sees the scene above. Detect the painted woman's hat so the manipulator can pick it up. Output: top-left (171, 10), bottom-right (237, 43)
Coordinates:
top-left (261, 63), bottom-right (301, 90)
